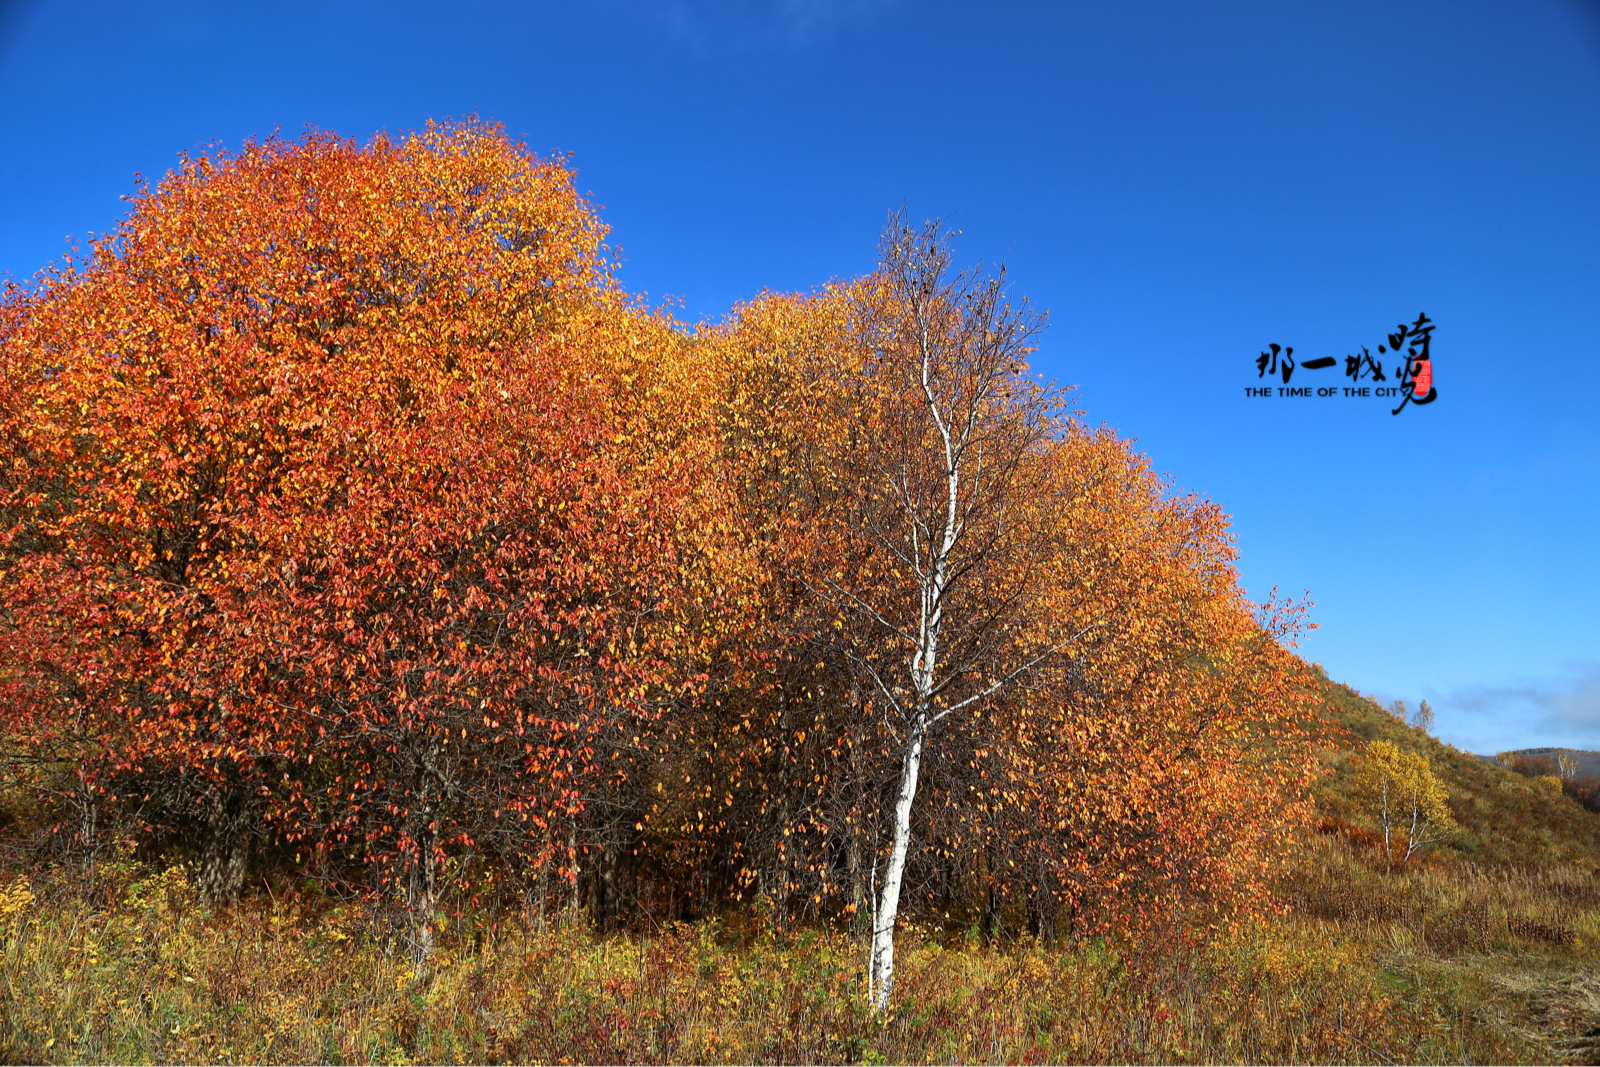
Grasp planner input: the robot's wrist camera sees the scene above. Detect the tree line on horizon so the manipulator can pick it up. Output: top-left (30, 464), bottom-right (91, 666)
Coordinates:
top-left (0, 120), bottom-right (1318, 1004)
top-left (1495, 751), bottom-right (1600, 815)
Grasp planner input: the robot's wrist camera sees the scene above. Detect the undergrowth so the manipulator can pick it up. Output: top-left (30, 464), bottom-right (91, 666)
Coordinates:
top-left (0, 846), bottom-right (1552, 1066)
top-left (1, 675), bottom-right (1596, 1064)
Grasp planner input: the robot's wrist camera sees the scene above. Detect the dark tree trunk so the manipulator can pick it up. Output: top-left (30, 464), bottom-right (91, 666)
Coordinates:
top-left (848, 831), bottom-right (865, 934)
top-left (589, 842), bottom-right (623, 930)
top-left (533, 832), bottom-right (552, 930)
top-left (983, 849), bottom-right (1004, 944)
top-left (198, 783), bottom-right (254, 908)
top-left (846, 701), bottom-right (867, 937)
top-left (405, 804), bottom-right (438, 967)
top-left (402, 738), bottom-right (444, 970)
top-left (1027, 880), bottom-right (1056, 944)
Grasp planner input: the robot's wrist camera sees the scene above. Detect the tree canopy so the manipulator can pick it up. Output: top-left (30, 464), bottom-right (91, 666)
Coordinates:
top-left (0, 121), bottom-right (1317, 986)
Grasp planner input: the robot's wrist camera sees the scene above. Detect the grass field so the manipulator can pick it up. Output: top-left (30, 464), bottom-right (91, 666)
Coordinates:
top-left (0, 674), bottom-right (1596, 1065)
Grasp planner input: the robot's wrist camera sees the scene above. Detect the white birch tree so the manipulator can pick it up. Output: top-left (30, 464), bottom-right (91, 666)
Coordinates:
top-left (827, 213), bottom-right (1078, 1011)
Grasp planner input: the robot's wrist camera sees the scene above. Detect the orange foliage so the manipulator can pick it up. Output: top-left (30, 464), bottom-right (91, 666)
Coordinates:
top-left (0, 122), bottom-right (741, 937)
top-left (0, 122), bottom-right (1315, 958)
top-left (662, 274), bottom-right (1316, 940)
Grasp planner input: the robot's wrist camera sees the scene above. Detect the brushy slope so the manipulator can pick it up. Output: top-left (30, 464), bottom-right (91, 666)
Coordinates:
top-left (1306, 669), bottom-right (1600, 869)
top-left (1495, 750), bottom-right (1600, 779)
top-left (1283, 669), bottom-right (1600, 1064)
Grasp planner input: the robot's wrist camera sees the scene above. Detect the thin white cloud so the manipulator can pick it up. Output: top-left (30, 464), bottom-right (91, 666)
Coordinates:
top-left (1433, 659), bottom-right (1600, 755)
top-left (619, 0), bottom-right (900, 56)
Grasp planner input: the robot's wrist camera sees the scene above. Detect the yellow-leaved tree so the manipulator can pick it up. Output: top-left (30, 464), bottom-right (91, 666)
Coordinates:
top-left (1356, 741), bottom-right (1456, 863)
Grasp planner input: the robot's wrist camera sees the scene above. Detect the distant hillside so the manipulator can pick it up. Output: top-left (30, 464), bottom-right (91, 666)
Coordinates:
top-left (1307, 669), bottom-right (1600, 867)
top-left (1481, 748), bottom-right (1600, 779)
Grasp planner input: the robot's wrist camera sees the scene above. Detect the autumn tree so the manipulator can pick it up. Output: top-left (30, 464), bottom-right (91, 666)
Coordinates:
top-left (1356, 741), bottom-right (1455, 863)
top-left (692, 219), bottom-right (1316, 1004)
top-left (1409, 698), bottom-right (1434, 734)
top-left (772, 215), bottom-right (1072, 1007)
top-left (1, 119), bottom-right (1320, 981)
top-left (704, 214), bottom-right (1296, 1006)
top-left (0, 122), bottom-right (743, 962)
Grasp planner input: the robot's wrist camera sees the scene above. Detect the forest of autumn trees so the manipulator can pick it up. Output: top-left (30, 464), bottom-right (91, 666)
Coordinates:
top-left (0, 121), bottom-right (1317, 998)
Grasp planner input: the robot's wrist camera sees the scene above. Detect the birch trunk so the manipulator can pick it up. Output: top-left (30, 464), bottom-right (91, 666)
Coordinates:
top-left (869, 720), bottom-right (926, 1010)
top-left (1381, 777), bottom-right (1393, 862)
top-left (855, 212), bottom-right (1051, 1012)
top-left (867, 251), bottom-right (963, 1010)
top-left (1404, 793), bottom-right (1422, 862)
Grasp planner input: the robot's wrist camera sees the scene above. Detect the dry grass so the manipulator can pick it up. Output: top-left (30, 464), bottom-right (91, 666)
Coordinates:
top-left (1288, 833), bottom-right (1598, 950)
top-left (0, 674), bottom-right (1595, 1064)
top-left (1281, 830), bottom-right (1600, 1064)
top-left (0, 852), bottom-right (1537, 1065)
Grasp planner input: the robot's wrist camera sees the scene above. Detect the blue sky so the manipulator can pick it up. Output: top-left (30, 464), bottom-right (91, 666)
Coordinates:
top-left (1, 0), bottom-right (1596, 753)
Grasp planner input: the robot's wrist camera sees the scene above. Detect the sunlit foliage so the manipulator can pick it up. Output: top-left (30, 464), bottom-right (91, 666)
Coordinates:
top-left (1, 121), bottom-right (1318, 985)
